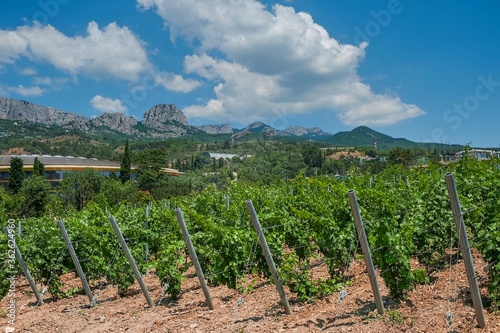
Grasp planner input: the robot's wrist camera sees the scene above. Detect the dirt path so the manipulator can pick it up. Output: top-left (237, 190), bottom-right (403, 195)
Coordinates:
top-left (2, 249), bottom-right (499, 332)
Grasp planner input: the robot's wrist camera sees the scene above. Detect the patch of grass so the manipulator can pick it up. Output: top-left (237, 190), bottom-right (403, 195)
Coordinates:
top-left (387, 309), bottom-right (405, 325)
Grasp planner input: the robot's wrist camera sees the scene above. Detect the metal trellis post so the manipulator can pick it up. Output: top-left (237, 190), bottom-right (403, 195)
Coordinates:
top-left (4, 226), bottom-right (43, 306)
top-left (57, 220), bottom-right (96, 306)
top-left (444, 172), bottom-right (486, 328)
top-left (108, 214), bottom-right (154, 307)
top-left (347, 190), bottom-right (384, 315)
top-left (246, 199), bottom-right (292, 315)
top-left (175, 208), bottom-right (214, 310)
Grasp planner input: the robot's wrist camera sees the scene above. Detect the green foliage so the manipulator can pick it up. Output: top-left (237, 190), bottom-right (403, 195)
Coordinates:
top-left (387, 309), bottom-right (405, 325)
top-left (388, 147), bottom-right (414, 167)
top-left (33, 157), bottom-right (45, 177)
top-left (8, 157), bottom-right (24, 194)
top-left (20, 175), bottom-right (50, 217)
top-left (99, 178), bottom-right (139, 207)
top-left (302, 143), bottom-right (324, 168)
top-left (2, 157), bottom-right (500, 310)
top-left (120, 139), bottom-right (131, 183)
top-left (58, 169), bottom-right (104, 210)
top-left (133, 148), bottom-right (168, 171)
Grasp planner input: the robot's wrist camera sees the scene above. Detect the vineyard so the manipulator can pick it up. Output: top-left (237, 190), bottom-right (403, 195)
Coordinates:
top-left (1, 156), bottom-right (500, 332)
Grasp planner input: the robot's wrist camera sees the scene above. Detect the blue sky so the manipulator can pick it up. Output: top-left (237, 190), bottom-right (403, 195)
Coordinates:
top-left (1, 0), bottom-right (499, 147)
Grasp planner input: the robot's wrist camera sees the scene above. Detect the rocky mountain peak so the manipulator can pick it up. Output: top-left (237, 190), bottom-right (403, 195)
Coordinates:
top-left (90, 113), bottom-right (138, 135)
top-left (196, 123), bottom-right (233, 134)
top-left (0, 96), bottom-right (87, 128)
top-left (283, 126), bottom-right (308, 136)
top-left (142, 104), bottom-right (188, 130)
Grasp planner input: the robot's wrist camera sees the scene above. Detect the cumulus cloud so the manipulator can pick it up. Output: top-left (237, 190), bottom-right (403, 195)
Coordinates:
top-left (14, 21), bottom-right (150, 81)
top-left (0, 30), bottom-right (27, 63)
top-left (19, 67), bottom-right (37, 75)
top-left (138, 0), bottom-right (424, 126)
top-left (0, 21), bottom-right (199, 93)
top-left (10, 85), bottom-right (44, 97)
top-left (91, 95), bottom-right (127, 113)
top-left (155, 70), bottom-right (201, 93)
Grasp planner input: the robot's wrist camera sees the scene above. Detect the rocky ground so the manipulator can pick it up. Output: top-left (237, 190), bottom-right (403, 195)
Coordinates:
top-left (1, 248), bottom-right (499, 333)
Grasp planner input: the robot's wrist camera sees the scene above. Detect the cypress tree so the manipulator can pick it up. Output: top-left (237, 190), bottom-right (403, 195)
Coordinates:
top-left (120, 139), bottom-right (131, 183)
top-left (33, 157), bottom-right (45, 177)
top-left (9, 156), bottom-right (24, 194)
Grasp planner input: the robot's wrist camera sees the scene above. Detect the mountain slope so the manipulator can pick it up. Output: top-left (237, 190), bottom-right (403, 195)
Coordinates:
top-left (0, 96), bottom-right (465, 150)
top-left (0, 96), bottom-right (88, 129)
top-left (327, 126), bottom-right (463, 150)
top-left (0, 97), bottom-right (200, 138)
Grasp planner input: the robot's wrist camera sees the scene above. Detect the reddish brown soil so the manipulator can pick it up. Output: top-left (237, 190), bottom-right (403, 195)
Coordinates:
top-left (1, 148), bottom-right (31, 155)
top-left (2, 249), bottom-right (499, 333)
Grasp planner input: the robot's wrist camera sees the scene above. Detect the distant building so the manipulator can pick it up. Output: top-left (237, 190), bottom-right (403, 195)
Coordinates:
top-left (160, 167), bottom-right (185, 177)
top-left (0, 154), bottom-right (183, 187)
top-left (455, 149), bottom-right (500, 161)
top-left (202, 152), bottom-right (240, 160)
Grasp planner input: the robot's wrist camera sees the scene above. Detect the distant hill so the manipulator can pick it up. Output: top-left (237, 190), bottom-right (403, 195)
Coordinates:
top-left (326, 126), bottom-right (463, 151)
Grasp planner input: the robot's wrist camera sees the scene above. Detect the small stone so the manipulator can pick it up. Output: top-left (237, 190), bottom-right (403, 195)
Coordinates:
top-left (4, 327), bottom-right (15, 333)
top-left (99, 316), bottom-right (106, 323)
top-left (189, 323), bottom-right (198, 328)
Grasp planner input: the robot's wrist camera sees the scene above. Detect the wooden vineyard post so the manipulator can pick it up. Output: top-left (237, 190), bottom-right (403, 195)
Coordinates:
top-left (108, 214), bottom-right (154, 307)
top-left (57, 220), bottom-right (96, 307)
top-left (3, 226), bottom-right (43, 306)
top-left (175, 208), bottom-right (215, 310)
top-left (245, 200), bottom-right (292, 315)
top-left (444, 172), bottom-right (486, 328)
top-left (145, 204), bottom-right (150, 275)
top-left (347, 190), bottom-right (385, 315)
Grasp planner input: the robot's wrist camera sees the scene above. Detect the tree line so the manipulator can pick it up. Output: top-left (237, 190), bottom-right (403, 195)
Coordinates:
top-left (1, 137), bottom-right (455, 218)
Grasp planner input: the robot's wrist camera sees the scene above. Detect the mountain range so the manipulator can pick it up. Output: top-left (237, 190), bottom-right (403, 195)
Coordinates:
top-left (0, 96), bottom-right (463, 150)
top-left (0, 96), bottom-right (333, 139)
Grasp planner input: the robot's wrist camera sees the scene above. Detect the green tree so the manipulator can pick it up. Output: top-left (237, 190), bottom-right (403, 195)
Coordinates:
top-left (8, 156), bottom-right (24, 194)
top-left (388, 147), bottom-right (414, 167)
top-left (33, 157), bottom-right (45, 177)
top-left (120, 139), bottom-right (131, 183)
top-left (134, 148), bottom-right (168, 171)
top-left (302, 144), bottom-right (323, 168)
top-left (59, 169), bottom-right (104, 210)
top-left (99, 178), bottom-right (139, 207)
top-left (136, 169), bottom-right (158, 193)
top-left (20, 175), bottom-right (50, 217)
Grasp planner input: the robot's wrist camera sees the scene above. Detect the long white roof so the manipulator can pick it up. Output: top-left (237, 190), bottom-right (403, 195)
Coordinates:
top-left (0, 154), bottom-right (119, 167)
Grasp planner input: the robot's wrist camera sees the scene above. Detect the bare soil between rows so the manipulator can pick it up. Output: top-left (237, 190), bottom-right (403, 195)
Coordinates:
top-left (2, 249), bottom-right (499, 333)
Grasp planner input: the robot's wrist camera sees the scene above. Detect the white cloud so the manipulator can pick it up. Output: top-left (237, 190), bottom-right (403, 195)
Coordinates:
top-left (15, 21), bottom-right (150, 81)
top-left (10, 85), bottom-right (44, 96)
top-left (0, 30), bottom-right (27, 63)
top-left (0, 21), bottom-right (199, 93)
top-left (155, 70), bottom-right (201, 93)
top-left (32, 76), bottom-right (53, 85)
top-left (0, 85), bottom-right (8, 96)
top-left (138, 0), bottom-right (424, 126)
top-left (19, 67), bottom-right (37, 75)
top-left (91, 95), bottom-right (127, 113)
